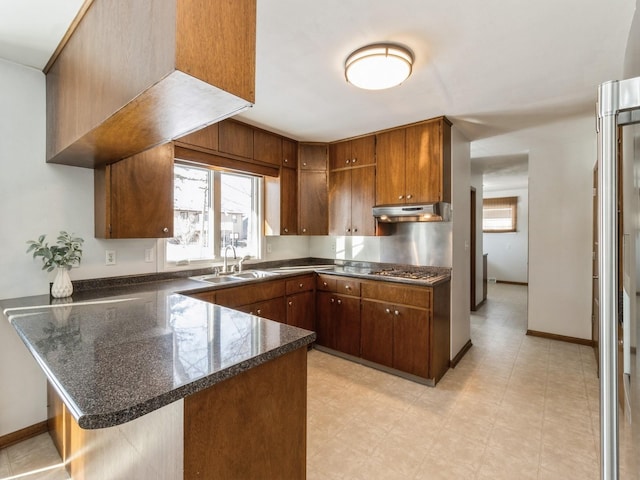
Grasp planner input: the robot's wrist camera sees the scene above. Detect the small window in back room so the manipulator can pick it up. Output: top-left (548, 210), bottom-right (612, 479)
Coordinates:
top-left (483, 196), bottom-right (517, 233)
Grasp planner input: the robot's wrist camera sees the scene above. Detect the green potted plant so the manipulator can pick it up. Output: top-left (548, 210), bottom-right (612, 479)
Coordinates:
top-left (26, 231), bottom-right (84, 298)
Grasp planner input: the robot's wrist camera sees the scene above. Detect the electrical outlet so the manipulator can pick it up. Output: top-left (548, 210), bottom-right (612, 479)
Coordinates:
top-left (144, 248), bottom-right (154, 262)
top-left (105, 250), bottom-right (116, 265)
top-left (331, 240), bottom-right (336, 252)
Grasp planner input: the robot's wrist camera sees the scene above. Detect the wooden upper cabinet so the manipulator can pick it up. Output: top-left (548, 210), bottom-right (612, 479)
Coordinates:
top-left (176, 123), bottom-right (219, 151)
top-left (328, 166), bottom-right (375, 236)
top-left (282, 139), bottom-right (298, 169)
top-left (328, 169), bottom-right (351, 236)
top-left (265, 164), bottom-right (298, 235)
top-left (46, 0), bottom-right (256, 168)
top-left (329, 136), bottom-right (375, 170)
top-left (298, 143), bottom-right (328, 235)
top-left (375, 117), bottom-right (451, 205)
top-left (254, 130), bottom-right (283, 166)
top-left (95, 143), bottom-right (174, 239)
top-left (376, 128), bottom-right (406, 205)
top-left (218, 120), bottom-right (253, 159)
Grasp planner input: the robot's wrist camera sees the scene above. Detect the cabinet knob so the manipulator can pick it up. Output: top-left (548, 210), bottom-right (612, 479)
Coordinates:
top-left (162, 227), bottom-right (169, 233)
top-left (394, 310), bottom-right (400, 316)
top-left (346, 159), bottom-right (350, 164)
top-left (331, 298), bottom-right (335, 303)
top-left (249, 311), bottom-right (254, 315)
top-left (257, 309), bottom-right (262, 315)
top-left (346, 228), bottom-right (351, 233)
top-left (354, 227), bottom-right (358, 233)
top-left (352, 158), bottom-right (357, 164)
top-left (323, 282), bottom-right (328, 287)
top-left (385, 308), bottom-right (391, 314)
top-left (398, 195), bottom-right (404, 200)
top-left (302, 228), bottom-right (307, 233)
top-left (337, 299), bottom-right (342, 305)
top-left (284, 158), bottom-right (288, 164)
top-left (288, 301), bottom-right (293, 307)
top-left (284, 228), bottom-right (289, 233)
top-left (299, 283), bottom-right (304, 288)
top-left (407, 194), bottom-right (413, 200)
top-left (303, 162), bottom-right (307, 167)
top-left (345, 285), bottom-right (351, 290)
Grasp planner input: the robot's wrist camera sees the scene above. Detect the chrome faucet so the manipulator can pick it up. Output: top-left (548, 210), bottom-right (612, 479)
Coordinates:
top-left (223, 245), bottom-right (237, 273)
top-left (238, 255), bottom-right (251, 272)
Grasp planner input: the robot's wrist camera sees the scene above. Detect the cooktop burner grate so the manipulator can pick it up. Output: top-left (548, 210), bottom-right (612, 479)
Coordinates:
top-left (370, 269), bottom-right (443, 280)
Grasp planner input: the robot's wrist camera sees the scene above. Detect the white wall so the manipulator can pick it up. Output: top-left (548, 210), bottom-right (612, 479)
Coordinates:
top-left (483, 187), bottom-right (529, 284)
top-left (472, 115), bottom-right (594, 340)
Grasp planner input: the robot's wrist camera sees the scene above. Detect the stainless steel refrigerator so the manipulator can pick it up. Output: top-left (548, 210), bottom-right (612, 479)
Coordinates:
top-left (597, 77), bottom-right (640, 479)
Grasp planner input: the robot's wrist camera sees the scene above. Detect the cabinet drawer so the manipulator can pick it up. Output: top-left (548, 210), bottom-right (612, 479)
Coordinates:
top-left (337, 278), bottom-right (360, 296)
top-left (236, 297), bottom-right (286, 323)
top-left (316, 275), bottom-right (337, 292)
top-left (286, 275), bottom-right (314, 295)
top-left (361, 281), bottom-right (431, 309)
top-left (216, 280), bottom-right (286, 308)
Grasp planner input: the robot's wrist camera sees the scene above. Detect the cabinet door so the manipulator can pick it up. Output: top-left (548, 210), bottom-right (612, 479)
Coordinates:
top-left (299, 170), bottom-right (328, 235)
top-left (281, 166), bottom-right (298, 234)
top-left (218, 120), bottom-right (253, 159)
top-left (350, 166), bottom-right (376, 236)
top-left (405, 121), bottom-right (441, 203)
top-left (238, 297), bottom-right (287, 324)
top-left (175, 123), bottom-right (219, 151)
top-left (287, 291), bottom-right (315, 331)
top-left (254, 130), bottom-right (282, 166)
top-left (334, 295), bottom-right (361, 357)
top-left (329, 141), bottom-right (351, 171)
top-left (282, 139), bottom-right (298, 169)
top-left (299, 143), bottom-right (327, 170)
top-left (375, 129), bottom-right (405, 205)
top-left (328, 169), bottom-right (351, 236)
top-left (360, 300), bottom-right (393, 368)
top-left (98, 143), bottom-right (174, 238)
top-left (392, 305), bottom-right (429, 378)
top-left (315, 291), bottom-right (335, 348)
top-left (350, 136), bottom-right (375, 167)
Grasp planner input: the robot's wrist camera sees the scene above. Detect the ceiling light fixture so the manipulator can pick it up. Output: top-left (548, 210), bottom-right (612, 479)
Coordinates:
top-left (344, 43), bottom-right (414, 90)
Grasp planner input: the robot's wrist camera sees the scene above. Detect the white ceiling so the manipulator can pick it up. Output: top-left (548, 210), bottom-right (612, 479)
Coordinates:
top-left (0, 0), bottom-right (636, 186)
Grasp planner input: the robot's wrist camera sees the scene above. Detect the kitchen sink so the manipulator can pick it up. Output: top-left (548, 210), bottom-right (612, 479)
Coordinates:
top-left (231, 270), bottom-right (279, 279)
top-left (191, 275), bottom-right (242, 284)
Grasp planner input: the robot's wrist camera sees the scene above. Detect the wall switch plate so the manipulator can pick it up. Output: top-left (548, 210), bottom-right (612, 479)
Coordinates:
top-left (105, 250), bottom-right (116, 265)
top-left (144, 248), bottom-right (154, 262)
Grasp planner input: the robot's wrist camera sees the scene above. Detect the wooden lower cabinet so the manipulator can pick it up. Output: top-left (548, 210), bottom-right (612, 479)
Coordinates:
top-left (316, 291), bottom-right (336, 349)
top-left (360, 301), bottom-right (393, 368)
top-left (333, 295), bottom-right (361, 357)
top-left (235, 297), bottom-right (286, 323)
top-left (392, 304), bottom-right (430, 378)
top-left (287, 290), bottom-right (315, 330)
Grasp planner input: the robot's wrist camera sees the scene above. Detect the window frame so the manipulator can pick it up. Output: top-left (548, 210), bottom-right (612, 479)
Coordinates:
top-left (162, 161), bottom-right (264, 270)
top-left (482, 196), bottom-right (518, 233)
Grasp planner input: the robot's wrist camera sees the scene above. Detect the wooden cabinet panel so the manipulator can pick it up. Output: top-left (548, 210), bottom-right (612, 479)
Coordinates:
top-left (95, 143), bottom-right (174, 239)
top-left (315, 291), bottom-right (335, 349)
top-left (286, 275), bottom-right (315, 295)
top-left (350, 136), bottom-right (375, 167)
top-left (361, 282), bottom-right (431, 308)
top-left (329, 169), bottom-right (352, 236)
top-left (299, 170), bottom-right (328, 235)
top-left (299, 143), bottom-right (327, 170)
top-left (280, 167), bottom-right (298, 234)
top-left (237, 297), bottom-right (286, 323)
top-left (316, 275), bottom-right (337, 292)
top-left (334, 295), bottom-right (361, 357)
top-left (360, 301), bottom-right (393, 368)
top-left (375, 129), bottom-right (406, 205)
top-left (350, 166), bottom-right (376, 236)
top-left (393, 305), bottom-right (429, 378)
top-left (329, 141), bottom-right (351, 171)
top-left (405, 121), bottom-right (441, 203)
top-left (176, 123), bottom-right (219, 151)
top-left (216, 280), bottom-right (286, 308)
top-left (337, 278), bottom-right (360, 296)
top-left (253, 130), bottom-right (282, 166)
top-left (218, 120), bottom-right (253, 159)
top-left (287, 291), bottom-right (315, 331)
top-left (282, 139), bottom-right (298, 169)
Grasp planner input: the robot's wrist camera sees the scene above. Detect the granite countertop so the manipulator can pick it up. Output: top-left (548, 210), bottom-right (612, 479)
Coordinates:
top-left (2, 283), bottom-right (315, 429)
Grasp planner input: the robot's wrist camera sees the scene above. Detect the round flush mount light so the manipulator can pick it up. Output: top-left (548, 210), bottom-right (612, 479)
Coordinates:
top-left (345, 43), bottom-right (414, 90)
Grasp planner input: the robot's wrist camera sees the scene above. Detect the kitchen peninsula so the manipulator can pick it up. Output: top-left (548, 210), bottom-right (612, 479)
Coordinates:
top-left (2, 278), bottom-right (315, 479)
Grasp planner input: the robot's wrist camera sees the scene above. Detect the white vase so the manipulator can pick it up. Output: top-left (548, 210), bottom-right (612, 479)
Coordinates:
top-left (51, 267), bottom-right (73, 298)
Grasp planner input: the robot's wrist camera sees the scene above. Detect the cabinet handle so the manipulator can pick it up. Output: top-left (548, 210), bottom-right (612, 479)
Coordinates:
top-left (337, 299), bottom-right (342, 305)
top-left (323, 282), bottom-right (328, 287)
top-left (385, 308), bottom-right (391, 314)
top-left (346, 228), bottom-right (351, 233)
top-left (345, 285), bottom-right (351, 290)
top-left (162, 227), bottom-right (169, 233)
top-left (398, 195), bottom-right (404, 200)
top-left (257, 309), bottom-right (262, 315)
top-left (407, 194), bottom-right (413, 200)
top-left (284, 228), bottom-right (288, 233)
top-left (303, 162), bottom-right (307, 167)
top-left (288, 301), bottom-right (293, 307)
top-left (353, 227), bottom-right (358, 233)
top-left (352, 158), bottom-right (357, 164)
top-left (302, 228), bottom-right (307, 233)
top-left (299, 283), bottom-right (304, 288)
top-left (346, 159), bottom-right (350, 164)
top-left (331, 298), bottom-right (335, 303)
top-left (284, 158), bottom-right (288, 164)
top-left (394, 310), bottom-right (400, 316)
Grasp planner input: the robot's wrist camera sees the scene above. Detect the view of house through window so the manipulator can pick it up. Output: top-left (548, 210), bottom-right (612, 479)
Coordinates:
top-left (167, 164), bottom-right (261, 263)
top-left (483, 196), bottom-right (518, 232)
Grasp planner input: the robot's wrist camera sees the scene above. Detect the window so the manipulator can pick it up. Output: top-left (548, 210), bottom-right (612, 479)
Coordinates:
top-left (167, 164), bottom-right (261, 263)
top-left (483, 196), bottom-right (517, 233)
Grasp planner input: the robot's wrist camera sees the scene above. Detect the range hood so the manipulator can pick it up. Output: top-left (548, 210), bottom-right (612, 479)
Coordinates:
top-left (373, 202), bottom-right (451, 222)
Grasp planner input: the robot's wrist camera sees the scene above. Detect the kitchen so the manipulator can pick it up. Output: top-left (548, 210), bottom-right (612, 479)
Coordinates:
top-left (0, 0), bottom-right (637, 478)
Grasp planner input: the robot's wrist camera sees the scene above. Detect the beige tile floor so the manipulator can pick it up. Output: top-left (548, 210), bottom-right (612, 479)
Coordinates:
top-left (0, 283), bottom-right (601, 479)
